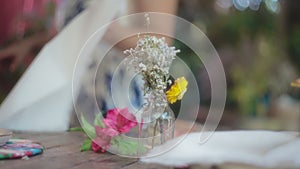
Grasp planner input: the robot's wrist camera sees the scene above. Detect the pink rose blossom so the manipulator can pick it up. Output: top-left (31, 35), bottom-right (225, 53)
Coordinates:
top-left (92, 126), bottom-right (118, 152)
top-left (92, 140), bottom-right (102, 153)
top-left (103, 108), bottom-right (137, 134)
top-left (92, 108), bottom-right (138, 153)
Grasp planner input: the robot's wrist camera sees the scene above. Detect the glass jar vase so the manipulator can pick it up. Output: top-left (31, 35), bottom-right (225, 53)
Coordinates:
top-left (137, 104), bottom-right (175, 151)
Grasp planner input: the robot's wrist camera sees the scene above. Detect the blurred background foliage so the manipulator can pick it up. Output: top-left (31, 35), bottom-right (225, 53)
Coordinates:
top-left (175, 0), bottom-right (300, 130)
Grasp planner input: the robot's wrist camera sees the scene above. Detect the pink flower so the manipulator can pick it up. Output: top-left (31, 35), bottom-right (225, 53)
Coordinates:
top-left (92, 108), bottom-right (137, 153)
top-left (103, 108), bottom-right (137, 134)
top-left (92, 140), bottom-right (103, 153)
top-left (92, 126), bottom-right (118, 153)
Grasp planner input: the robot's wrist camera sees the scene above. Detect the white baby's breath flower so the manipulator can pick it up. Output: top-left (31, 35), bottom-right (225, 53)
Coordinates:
top-left (124, 35), bottom-right (180, 113)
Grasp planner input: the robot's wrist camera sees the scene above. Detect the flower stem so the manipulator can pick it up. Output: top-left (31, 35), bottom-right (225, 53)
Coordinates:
top-left (152, 119), bottom-right (158, 148)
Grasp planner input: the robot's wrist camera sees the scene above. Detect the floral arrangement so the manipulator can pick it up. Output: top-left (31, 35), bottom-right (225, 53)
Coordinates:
top-left (78, 108), bottom-right (140, 154)
top-left (124, 35), bottom-right (188, 114)
top-left (123, 35), bottom-right (188, 148)
top-left (76, 32), bottom-right (188, 154)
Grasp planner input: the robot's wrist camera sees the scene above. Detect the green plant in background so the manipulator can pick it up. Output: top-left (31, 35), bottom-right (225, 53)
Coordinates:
top-left (179, 0), bottom-right (300, 118)
top-left (289, 27), bottom-right (300, 72)
top-left (231, 36), bottom-right (282, 116)
top-left (207, 9), bottom-right (277, 48)
top-left (205, 3), bottom-right (297, 116)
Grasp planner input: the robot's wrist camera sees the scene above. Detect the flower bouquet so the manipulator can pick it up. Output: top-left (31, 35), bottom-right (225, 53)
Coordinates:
top-left (77, 33), bottom-right (188, 156)
top-left (124, 35), bottom-right (188, 148)
top-left (79, 108), bottom-right (140, 155)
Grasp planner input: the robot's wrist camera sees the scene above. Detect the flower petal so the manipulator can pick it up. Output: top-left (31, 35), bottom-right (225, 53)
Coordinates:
top-left (92, 137), bottom-right (111, 153)
top-left (95, 125), bottom-right (118, 137)
top-left (291, 78), bottom-right (300, 88)
top-left (103, 108), bottom-right (137, 134)
top-left (166, 77), bottom-right (188, 104)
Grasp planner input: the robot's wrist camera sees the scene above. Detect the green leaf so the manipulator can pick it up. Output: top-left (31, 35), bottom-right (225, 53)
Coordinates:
top-left (81, 139), bottom-right (92, 152)
top-left (68, 127), bottom-right (84, 132)
top-left (111, 136), bottom-right (146, 155)
top-left (81, 115), bottom-right (96, 138)
top-left (94, 113), bottom-right (105, 128)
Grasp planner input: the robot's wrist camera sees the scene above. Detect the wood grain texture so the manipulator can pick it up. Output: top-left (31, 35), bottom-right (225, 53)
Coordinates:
top-left (0, 129), bottom-right (265, 169)
top-left (0, 132), bottom-right (168, 169)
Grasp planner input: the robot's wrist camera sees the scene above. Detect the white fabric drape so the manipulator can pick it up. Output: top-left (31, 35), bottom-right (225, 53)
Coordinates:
top-left (141, 131), bottom-right (300, 168)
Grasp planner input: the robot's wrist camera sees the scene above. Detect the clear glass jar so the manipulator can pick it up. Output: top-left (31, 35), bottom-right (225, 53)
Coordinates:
top-left (138, 104), bottom-right (175, 151)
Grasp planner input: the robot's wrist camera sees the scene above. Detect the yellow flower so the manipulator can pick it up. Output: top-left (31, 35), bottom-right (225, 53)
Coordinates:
top-left (291, 78), bottom-right (300, 88)
top-left (166, 77), bottom-right (188, 104)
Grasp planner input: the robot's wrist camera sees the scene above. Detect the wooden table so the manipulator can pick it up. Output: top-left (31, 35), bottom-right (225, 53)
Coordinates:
top-left (0, 131), bottom-right (265, 169)
top-left (0, 132), bottom-right (170, 169)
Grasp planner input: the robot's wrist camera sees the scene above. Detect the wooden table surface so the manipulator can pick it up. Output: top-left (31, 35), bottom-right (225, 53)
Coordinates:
top-left (0, 132), bottom-right (171, 169)
top-left (0, 131), bottom-right (265, 169)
